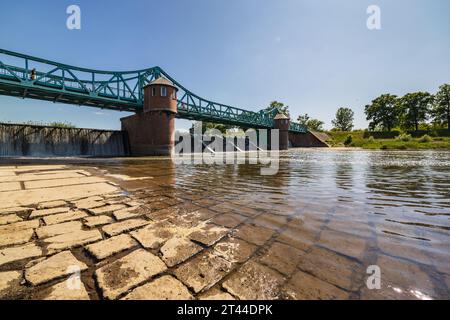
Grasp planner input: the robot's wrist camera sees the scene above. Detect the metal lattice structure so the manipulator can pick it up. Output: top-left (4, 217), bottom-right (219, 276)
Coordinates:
top-left (0, 49), bottom-right (306, 133)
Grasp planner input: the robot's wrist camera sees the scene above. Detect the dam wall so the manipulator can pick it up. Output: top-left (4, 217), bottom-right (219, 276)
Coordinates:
top-left (0, 123), bottom-right (128, 157)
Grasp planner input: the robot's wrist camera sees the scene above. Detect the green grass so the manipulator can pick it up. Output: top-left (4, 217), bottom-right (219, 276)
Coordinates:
top-left (326, 131), bottom-right (450, 150)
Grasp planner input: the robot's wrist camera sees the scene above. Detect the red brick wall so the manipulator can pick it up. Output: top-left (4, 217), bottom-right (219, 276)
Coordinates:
top-left (289, 131), bottom-right (329, 148)
top-left (121, 111), bottom-right (175, 156)
top-left (143, 85), bottom-right (177, 113)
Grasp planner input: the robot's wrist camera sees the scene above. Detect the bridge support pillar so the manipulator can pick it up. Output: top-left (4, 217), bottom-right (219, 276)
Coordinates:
top-left (121, 78), bottom-right (178, 156)
top-left (273, 113), bottom-right (290, 150)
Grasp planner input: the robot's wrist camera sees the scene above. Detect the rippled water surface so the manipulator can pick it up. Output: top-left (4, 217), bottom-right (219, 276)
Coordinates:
top-left (88, 149), bottom-right (450, 299)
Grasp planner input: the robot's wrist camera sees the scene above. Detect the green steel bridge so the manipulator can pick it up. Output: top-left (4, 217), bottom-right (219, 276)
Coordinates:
top-left (0, 49), bottom-right (306, 133)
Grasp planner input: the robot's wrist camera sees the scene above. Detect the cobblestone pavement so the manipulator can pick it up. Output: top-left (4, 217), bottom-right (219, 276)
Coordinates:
top-left (0, 163), bottom-right (448, 300)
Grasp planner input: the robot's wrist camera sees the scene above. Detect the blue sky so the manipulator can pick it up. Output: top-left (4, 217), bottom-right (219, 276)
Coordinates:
top-left (0, 0), bottom-right (449, 130)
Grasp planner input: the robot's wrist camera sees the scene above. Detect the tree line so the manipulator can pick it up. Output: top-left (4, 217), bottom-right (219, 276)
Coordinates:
top-left (364, 84), bottom-right (450, 131)
top-left (297, 83), bottom-right (450, 132)
top-left (191, 83), bottom-right (449, 134)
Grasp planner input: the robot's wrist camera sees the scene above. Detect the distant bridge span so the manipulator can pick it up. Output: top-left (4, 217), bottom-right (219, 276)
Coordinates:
top-left (0, 49), bottom-right (306, 133)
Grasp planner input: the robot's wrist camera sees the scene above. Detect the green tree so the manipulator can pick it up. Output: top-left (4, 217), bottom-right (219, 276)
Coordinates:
top-left (432, 84), bottom-right (450, 129)
top-left (191, 121), bottom-right (230, 134)
top-left (306, 119), bottom-right (325, 131)
top-left (297, 113), bottom-right (310, 126)
top-left (265, 101), bottom-right (290, 117)
top-left (364, 94), bottom-right (399, 131)
top-left (398, 92), bottom-right (433, 131)
top-left (332, 107), bottom-right (354, 131)
top-left (297, 113), bottom-right (324, 131)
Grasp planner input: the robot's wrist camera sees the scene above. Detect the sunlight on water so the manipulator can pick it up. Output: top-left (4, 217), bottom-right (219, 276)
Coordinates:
top-left (85, 149), bottom-right (450, 299)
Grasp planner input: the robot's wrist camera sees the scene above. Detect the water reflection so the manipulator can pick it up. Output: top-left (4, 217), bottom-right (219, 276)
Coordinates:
top-left (73, 149), bottom-right (450, 299)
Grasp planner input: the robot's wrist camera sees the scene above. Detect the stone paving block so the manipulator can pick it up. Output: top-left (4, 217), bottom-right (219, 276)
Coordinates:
top-left (360, 254), bottom-right (437, 300)
top-left (191, 208), bottom-right (218, 220)
top-left (253, 214), bottom-right (289, 230)
top-left (37, 200), bottom-right (67, 210)
top-left (43, 210), bottom-right (88, 225)
top-left (282, 270), bottom-right (349, 300)
top-left (209, 202), bottom-right (239, 213)
top-left (113, 207), bottom-right (141, 220)
top-left (210, 213), bottom-right (247, 228)
top-left (130, 222), bottom-right (175, 249)
top-left (0, 182), bottom-right (21, 192)
top-left (174, 251), bottom-right (233, 293)
top-left (188, 224), bottom-right (229, 246)
top-left (296, 247), bottom-right (362, 291)
top-left (377, 234), bottom-right (432, 268)
top-left (95, 249), bottom-right (167, 300)
top-left (198, 287), bottom-right (235, 300)
top-left (316, 229), bottom-right (367, 261)
top-left (8, 165), bottom-right (67, 172)
top-left (0, 214), bottom-right (22, 226)
top-left (89, 204), bottom-right (128, 215)
top-left (122, 275), bottom-right (193, 300)
top-left (74, 198), bottom-right (106, 210)
top-left (233, 206), bottom-right (261, 218)
top-left (276, 225), bottom-right (317, 252)
top-left (0, 219), bottom-right (40, 233)
top-left (83, 215), bottom-right (114, 228)
top-left (44, 229), bottom-right (103, 254)
top-left (102, 219), bottom-right (150, 237)
top-left (0, 243), bottom-right (43, 266)
top-left (259, 242), bottom-right (305, 276)
top-left (160, 236), bottom-right (203, 267)
top-left (213, 237), bottom-right (257, 263)
top-left (86, 234), bottom-right (137, 260)
top-left (234, 224), bottom-right (274, 246)
top-left (0, 271), bottom-right (22, 296)
top-left (36, 221), bottom-right (83, 239)
top-left (43, 280), bottom-right (90, 300)
top-left (0, 229), bottom-right (35, 247)
top-left (29, 207), bottom-right (71, 218)
top-left (24, 176), bottom-right (105, 189)
top-left (5, 171), bottom-right (86, 182)
top-left (25, 251), bottom-right (88, 286)
top-left (0, 206), bottom-right (33, 216)
top-left (0, 182), bottom-right (118, 209)
top-left (222, 261), bottom-right (286, 300)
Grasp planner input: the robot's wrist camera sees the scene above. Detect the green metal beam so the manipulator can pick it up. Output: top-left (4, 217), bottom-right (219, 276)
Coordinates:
top-left (0, 49), bottom-right (307, 133)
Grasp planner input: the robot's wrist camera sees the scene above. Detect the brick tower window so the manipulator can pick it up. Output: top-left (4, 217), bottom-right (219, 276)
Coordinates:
top-left (151, 87), bottom-right (156, 96)
top-left (161, 86), bottom-right (167, 97)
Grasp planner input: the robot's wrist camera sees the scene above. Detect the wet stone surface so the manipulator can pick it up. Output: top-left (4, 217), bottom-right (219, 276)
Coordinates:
top-left (0, 154), bottom-right (449, 300)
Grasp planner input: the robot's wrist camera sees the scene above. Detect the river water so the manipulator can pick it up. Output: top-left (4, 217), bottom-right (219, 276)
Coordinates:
top-left (80, 149), bottom-right (449, 299)
top-left (10, 149), bottom-right (448, 299)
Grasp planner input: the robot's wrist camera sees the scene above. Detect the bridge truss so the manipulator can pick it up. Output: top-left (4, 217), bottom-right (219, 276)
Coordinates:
top-left (0, 49), bottom-right (306, 133)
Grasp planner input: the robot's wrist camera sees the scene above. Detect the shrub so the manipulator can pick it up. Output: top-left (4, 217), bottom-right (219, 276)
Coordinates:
top-left (344, 135), bottom-right (353, 146)
top-left (363, 131), bottom-right (400, 139)
top-left (380, 145), bottom-right (388, 150)
top-left (396, 133), bottom-right (412, 142)
top-left (367, 136), bottom-right (375, 143)
top-left (419, 134), bottom-right (432, 143)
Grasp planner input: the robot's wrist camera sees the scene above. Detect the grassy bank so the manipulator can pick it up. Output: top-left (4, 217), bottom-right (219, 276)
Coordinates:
top-left (325, 130), bottom-right (450, 150)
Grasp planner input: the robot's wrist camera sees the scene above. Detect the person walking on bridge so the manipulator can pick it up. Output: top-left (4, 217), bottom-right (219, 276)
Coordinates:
top-left (30, 68), bottom-right (36, 80)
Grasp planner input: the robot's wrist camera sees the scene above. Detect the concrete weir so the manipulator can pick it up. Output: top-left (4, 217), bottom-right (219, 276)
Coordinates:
top-left (0, 123), bottom-right (128, 157)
